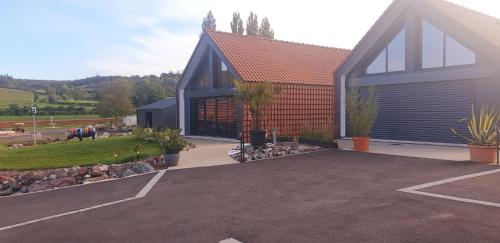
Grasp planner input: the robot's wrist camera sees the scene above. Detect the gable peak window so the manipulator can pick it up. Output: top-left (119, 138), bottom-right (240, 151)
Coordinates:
top-left (366, 28), bottom-right (406, 75)
top-left (421, 20), bottom-right (476, 69)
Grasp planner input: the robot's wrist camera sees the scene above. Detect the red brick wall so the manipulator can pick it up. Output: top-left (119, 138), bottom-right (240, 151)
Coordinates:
top-left (242, 83), bottom-right (335, 140)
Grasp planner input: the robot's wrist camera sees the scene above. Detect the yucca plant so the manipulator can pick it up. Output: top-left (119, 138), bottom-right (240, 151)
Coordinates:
top-left (233, 80), bottom-right (282, 131)
top-left (451, 105), bottom-right (499, 146)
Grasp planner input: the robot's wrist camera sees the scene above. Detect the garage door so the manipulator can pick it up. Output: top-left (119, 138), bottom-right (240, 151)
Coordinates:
top-left (367, 80), bottom-right (475, 144)
top-left (190, 96), bottom-right (237, 138)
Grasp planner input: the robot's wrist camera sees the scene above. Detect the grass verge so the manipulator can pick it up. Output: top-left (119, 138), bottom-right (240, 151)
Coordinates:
top-left (0, 136), bottom-right (162, 171)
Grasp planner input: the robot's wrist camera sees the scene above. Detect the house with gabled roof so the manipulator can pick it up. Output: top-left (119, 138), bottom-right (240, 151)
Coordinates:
top-left (177, 31), bottom-right (350, 139)
top-left (336, 0), bottom-right (500, 144)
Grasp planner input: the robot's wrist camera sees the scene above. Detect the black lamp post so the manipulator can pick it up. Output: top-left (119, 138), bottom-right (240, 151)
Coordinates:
top-left (239, 131), bottom-right (246, 163)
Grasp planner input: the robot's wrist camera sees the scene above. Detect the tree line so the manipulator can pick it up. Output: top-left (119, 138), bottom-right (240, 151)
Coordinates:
top-left (0, 72), bottom-right (182, 117)
top-left (201, 10), bottom-right (275, 39)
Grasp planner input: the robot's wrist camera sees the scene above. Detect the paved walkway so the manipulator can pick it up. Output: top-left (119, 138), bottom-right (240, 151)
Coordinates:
top-left (171, 137), bottom-right (238, 170)
top-left (338, 139), bottom-right (469, 161)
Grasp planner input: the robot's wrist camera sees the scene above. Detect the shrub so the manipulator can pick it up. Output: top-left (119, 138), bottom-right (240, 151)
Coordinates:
top-left (345, 84), bottom-right (378, 137)
top-left (152, 128), bottom-right (195, 154)
top-left (301, 123), bottom-right (335, 143)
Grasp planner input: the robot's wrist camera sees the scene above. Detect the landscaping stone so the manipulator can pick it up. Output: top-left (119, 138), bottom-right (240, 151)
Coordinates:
top-left (27, 181), bottom-right (52, 192)
top-left (78, 167), bottom-right (89, 176)
top-left (6, 179), bottom-right (21, 192)
top-left (130, 162), bottom-right (154, 174)
top-left (20, 172), bottom-right (36, 186)
top-left (90, 165), bottom-right (102, 177)
top-left (0, 175), bottom-right (12, 183)
top-left (108, 164), bottom-right (127, 177)
top-left (121, 169), bottom-right (137, 177)
top-left (0, 187), bottom-right (13, 196)
top-left (49, 177), bottom-right (76, 188)
top-left (54, 168), bottom-right (69, 179)
top-left (48, 173), bottom-right (57, 180)
top-left (34, 171), bottom-right (50, 180)
top-left (99, 165), bottom-right (109, 173)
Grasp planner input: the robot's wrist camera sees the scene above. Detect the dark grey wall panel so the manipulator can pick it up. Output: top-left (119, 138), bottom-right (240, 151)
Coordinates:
top-left (137, 107), bottom-right (177, 130)
top-left (358, 80), bottom-right (475, 144)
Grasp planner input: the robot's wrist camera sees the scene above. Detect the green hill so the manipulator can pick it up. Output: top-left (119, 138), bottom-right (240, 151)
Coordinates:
top-left (0, 88), bottom-right (33, 108)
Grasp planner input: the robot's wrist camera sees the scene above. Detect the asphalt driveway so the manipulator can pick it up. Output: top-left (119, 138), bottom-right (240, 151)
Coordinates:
top-left (1, 150), bottom-right (500, 242)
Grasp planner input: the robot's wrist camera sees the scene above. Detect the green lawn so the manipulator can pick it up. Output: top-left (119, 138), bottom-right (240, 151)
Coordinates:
top-left (0, 88), bottom-right (33, 108)
top-left (0, 136), bottom-right (162, 170)
top-left (0, 114), bottom-right (101, 121)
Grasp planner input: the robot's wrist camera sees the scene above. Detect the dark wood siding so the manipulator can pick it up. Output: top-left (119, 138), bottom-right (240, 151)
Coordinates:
top-left (368, 80), bottom-right (475, 143)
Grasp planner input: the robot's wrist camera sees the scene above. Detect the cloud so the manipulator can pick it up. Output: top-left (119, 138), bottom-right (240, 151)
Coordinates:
top-left (85, 27), bottom-right (198, 76)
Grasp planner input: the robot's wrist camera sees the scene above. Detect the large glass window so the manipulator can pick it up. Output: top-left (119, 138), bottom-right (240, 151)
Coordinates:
top-left (422, 20), bottom-right (444, 68)
top-left (445, 36), bottom-right (476, 66)
top-left (388, 29), bottom-right (406, 72)
top-left (421, 20), bottom-right (475, 69)
top-left (366, 28), bottom-right (405, 74)
top-left (366, 50), bottom-right (386, 74)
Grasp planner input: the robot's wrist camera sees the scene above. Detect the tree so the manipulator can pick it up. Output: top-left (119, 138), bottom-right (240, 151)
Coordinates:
top-left (33, 92), bottom-right (39, 103)
top-left (0, 74), bottom-right (12, 88)
top-left (70, 86), bottom-right (85, 103)
top-left (230, 11), bottom-right (244, 34)
top-left (132, 80), bottom-right (167, 107)
top-left (258, 17), bottom-right (275, 39)
top-left (97, 80), bottom-right (135, 123)
top-left (57, 85), bottom-right (71, 100)
top-left (246, 12), bottom-right (259, 36)
top-left (46, 86), bottom-right (57, 104)
top-left (201, 10), bottom-right (216, 36)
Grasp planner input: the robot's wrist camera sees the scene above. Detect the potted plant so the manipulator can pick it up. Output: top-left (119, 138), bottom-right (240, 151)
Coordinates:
top-left (152, 128), bottom-right (195, 166)
top-left (345, 84), bottom-right (378, 152)
top-left (233, 80), bottom-right (282, 147)
top-left (451, 105), bottom-right (498, 163)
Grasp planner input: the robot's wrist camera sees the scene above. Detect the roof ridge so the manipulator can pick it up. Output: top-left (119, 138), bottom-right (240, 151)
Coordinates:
top-left (207, 30), bottom-right (351, 52)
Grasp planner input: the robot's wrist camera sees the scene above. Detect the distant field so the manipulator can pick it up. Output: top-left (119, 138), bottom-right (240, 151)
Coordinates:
top-left (0, 88), bottom-right (33, 108)
top-left (0, 114), bottom-right (100, 121)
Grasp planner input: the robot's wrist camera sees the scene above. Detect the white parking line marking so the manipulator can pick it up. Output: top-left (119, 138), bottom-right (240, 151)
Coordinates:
top-left (136, 169), bottom-right (166, 198)
top-left (0, 169), bottom-right (167, 232)
top-left (398, 169), bottom-right (500, 208)
top-left (220, 238), bottom-right (243, 243)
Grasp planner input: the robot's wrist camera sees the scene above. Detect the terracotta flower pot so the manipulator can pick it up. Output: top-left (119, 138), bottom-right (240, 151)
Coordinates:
top-left (352, 137), bottom-right (370, 152)
top-left (468, 144), bottom-right (497, 163)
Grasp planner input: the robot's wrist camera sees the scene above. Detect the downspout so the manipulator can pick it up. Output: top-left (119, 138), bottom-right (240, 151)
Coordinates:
top-left (179, 89), bottom-right (185, 135)
top-left (340, 75), bottom-right (346, 137)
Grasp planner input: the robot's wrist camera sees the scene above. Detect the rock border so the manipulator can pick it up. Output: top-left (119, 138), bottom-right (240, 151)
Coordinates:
top-left (0, 156), bottom-right (167, 196)
top-left (229, 142), bottom-right (324, 161)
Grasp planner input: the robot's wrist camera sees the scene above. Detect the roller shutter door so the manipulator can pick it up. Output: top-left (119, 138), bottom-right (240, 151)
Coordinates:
top-left (367, 80), bottom-right (475, 144)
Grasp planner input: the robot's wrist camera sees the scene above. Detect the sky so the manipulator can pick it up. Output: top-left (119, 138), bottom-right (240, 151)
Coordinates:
top-left (1, 0), bottom-right (499, 80)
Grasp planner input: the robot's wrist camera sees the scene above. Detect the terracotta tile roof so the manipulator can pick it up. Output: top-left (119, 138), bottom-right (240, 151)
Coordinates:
top-left (424, 0), bottom-right (500, 50)
top-left (207, 31), bottom-right (350, 85)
